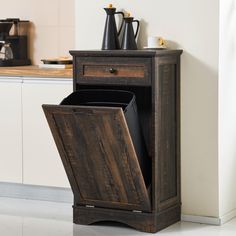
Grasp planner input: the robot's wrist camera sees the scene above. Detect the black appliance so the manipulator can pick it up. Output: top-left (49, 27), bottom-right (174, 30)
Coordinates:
top-left (0, 18), bottom-right (31, 66)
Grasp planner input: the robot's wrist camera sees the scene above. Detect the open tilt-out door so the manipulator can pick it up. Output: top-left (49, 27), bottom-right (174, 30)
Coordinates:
top-left (42, 105), bottom-right (151, 212)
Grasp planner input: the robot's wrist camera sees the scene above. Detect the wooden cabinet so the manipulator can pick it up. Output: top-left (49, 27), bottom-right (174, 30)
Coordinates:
top-left (44, 50), bottom-right (182, 233)
top-left (0, 78), bottom-right (22, 183)
top-left (22, 78), bottom-right (72, 187)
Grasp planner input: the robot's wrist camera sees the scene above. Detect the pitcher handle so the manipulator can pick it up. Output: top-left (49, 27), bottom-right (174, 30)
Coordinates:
top-left (133, 20), bottom-right (140, 39)
top-left (115, 11), bottom-right (125, 36)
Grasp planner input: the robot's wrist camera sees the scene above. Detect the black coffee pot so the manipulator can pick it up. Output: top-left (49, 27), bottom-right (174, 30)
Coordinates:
top-left (121, 15), bottom-right (140, 50)
top-left (102, 4), bottom-right (124, 50)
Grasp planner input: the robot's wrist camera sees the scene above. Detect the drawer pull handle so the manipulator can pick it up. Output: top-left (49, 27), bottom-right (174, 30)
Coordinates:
top-left (109, 68), bottom-right (117, 74)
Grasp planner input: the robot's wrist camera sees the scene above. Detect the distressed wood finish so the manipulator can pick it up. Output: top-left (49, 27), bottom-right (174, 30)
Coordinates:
top-left (83, 64), bottom-right (145, 78)
top-left (158, 64), bottom-right (177, 203)
top-left (44, 49), bottom-right (182, 233)
top-left (73, 205), bottom-right (180, 233)
top-left (76, 57), bottom-right (151, 86)
top-left (155, 61), bottom-right (180, 211)
top-left (43, 105), bottom-right (151, 212)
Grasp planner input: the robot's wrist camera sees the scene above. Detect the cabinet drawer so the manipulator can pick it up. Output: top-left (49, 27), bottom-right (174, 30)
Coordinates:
top-left (76, 57), bottom-right (152, 86)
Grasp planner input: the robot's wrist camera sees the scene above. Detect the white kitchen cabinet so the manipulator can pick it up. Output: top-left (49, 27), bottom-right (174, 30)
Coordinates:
top-left (0, 77), bottom-right (22, 183)
top-left (22, 78), bottom-right (72, 188)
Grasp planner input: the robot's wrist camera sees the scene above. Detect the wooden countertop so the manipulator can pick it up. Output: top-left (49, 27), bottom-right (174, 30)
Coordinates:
top-left (0, 66), bottom-right (73, 78)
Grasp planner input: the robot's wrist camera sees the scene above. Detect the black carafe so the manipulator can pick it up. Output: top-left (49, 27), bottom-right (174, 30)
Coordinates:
top-left (121, 16), bottom-right (140, 50)
top-left (102, 5), bottom-right (124, 50)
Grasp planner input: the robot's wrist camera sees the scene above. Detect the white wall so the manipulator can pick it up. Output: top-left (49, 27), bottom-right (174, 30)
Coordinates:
top-left (75, 0), bottom-right (219, 217)
top-left (219, 0), bottom-right (236, 218)
top-left (0, 0), bottom-right (75, 64)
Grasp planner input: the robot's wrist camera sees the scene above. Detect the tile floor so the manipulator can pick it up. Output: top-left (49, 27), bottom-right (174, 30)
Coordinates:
top-left (0, 197), bottom-right (235, 236)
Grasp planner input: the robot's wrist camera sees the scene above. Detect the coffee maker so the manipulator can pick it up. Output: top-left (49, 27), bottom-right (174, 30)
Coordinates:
top-left (0, 18), bottom-right (31, 66)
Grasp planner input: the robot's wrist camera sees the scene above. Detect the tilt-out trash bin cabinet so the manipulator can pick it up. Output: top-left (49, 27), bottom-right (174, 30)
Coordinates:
top-left (42, 49), bottom-right (182, 233)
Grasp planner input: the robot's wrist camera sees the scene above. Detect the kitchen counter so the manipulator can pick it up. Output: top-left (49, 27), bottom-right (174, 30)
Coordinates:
top-left (0, 66), bottom-right (72, 78)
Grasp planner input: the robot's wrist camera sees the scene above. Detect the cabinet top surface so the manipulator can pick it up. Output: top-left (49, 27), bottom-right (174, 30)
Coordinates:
top-left (70, 49), bottom-right (183, 58)
top-left (0, 66), bottom-right (72, 78)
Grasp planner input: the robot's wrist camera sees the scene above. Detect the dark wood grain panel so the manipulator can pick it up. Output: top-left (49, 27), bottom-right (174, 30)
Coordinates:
top-left (70, 49), bottom-right (183, 58)
top-left (73, 204), bottom-right (180, 233)
top-left (76, 57), bottom-right (152, 86)
top-left (156, 63), bottom-right (179, 210)
top-left (83, 64), bottom-right (145, 78)
top-left (43, 105), bottom-right (151, 212)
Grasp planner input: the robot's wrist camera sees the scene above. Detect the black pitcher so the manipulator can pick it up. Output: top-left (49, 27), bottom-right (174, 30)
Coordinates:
top-left (121, 16), bottom-right (139, 50)
top-left (102, 5), bottom-right (124, 50)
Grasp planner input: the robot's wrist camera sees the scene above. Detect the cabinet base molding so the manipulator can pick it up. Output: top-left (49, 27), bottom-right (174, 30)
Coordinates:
top-left (73, 204), bottom-right (181, 233)
top-left (0, 182), bottom-right (73, 203)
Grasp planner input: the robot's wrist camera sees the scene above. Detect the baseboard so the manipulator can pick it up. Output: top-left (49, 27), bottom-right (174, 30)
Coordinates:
top-left (181, 214), bottom-right (221, 225)
top-left (182, 209), bottom-right (236, 226)
top-left (220, 208), bottom-right (236, 225)
top-left (0, 182), bottom-right (73, 203)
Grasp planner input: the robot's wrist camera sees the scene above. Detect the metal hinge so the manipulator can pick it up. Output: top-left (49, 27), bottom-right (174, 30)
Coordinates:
top-left (85, 205), bottom-right (95, 208)
top-left (132, 210), bottom-right (142, 213)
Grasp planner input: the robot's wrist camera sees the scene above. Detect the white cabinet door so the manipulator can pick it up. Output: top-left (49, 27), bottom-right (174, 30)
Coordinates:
top-left (22, 78), bottom-right (72, 188)
top-left (0, 78), bottom-right (22, 183)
